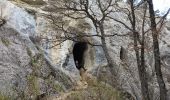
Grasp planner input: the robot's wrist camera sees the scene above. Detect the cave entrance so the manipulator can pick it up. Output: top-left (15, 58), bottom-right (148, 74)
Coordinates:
top-left (73, 42), bottom-right (88, 70)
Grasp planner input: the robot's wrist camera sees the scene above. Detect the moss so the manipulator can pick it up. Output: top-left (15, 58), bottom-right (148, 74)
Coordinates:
top-left (30, 53), bottom-right (44, 69)
top-left (54, 83), bottom-right (64, 92)
top-left (1, 38), bottom-right (10, 47)
top-left (26, 47), bottom-right (32, 57)
top-left (30, 57), bottom-right (38, 67)
top-left (0, 93), bottom-right (11, 100)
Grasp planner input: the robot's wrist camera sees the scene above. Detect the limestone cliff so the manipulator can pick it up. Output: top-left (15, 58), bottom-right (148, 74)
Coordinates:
top-left (0, 0), bottom-right (170, 100)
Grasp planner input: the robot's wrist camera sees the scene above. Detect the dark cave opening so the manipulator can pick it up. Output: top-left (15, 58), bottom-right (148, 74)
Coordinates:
top-left (73, 42), bottom-right (88, 70)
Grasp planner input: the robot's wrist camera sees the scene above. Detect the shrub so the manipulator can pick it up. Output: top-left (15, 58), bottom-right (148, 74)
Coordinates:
top-left (1, 38), bottom-right (10, 47)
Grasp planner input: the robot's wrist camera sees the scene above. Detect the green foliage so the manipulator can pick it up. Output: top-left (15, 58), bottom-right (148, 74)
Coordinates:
top-left (0, 93), bottom-right (11, 100)
top-left (27, 74), bottom-right (40, 95)
top-left (25, 53), bottom-right (44, 99)
top-left (45, 76), bottom-right (65, 93)
top-left (13, 53), bottom-right (50, 99)
top-left (54, 83), bottom-right (64, 92)
top-left (26, 47), bottom-right (32, 57)
top-left (30, 53), bottom-right (43, 69)
top-left (1, 38), bottom-right (10, 47)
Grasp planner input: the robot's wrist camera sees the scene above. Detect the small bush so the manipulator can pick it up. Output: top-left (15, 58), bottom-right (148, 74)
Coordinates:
top-left (1, 38), bottom-right (10, 47)
top-left (26, 47), bottom-right (32, 57)
top-left (46, 76), bottom-right (65, 92)
top-left (66, 78), bottom-right (123, 100)
top-left (54, 83), bottom-right (65, 92)
top-left (27, 74), bottom-right (40, 98)
top-left (0, 93), bottom-right (11, 100)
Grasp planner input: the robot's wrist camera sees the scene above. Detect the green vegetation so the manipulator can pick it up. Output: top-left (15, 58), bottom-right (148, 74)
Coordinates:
top-left (27, 74), bottom-right (40, 97)
top-left (0, 93), bottom-right (11, 100)
top-left (66, 78), bottom-right (123, 100)
top-left (30, 53), bottom-right (43, 69)
top-left (45, 77), bottom-right (65, 93)
top-left (26, 53), bottom-right (44, 99)
top-left (26, 47), bottom-right (32, 57)
top-left (1, 38), bottom-right (10, 47)
top-left (54, 83), bottom-right (64, 92)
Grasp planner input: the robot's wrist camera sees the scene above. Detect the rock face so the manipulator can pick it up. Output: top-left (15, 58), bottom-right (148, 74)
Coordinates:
top-left (0, 0), bottom-right (170, 100)
top-left (0, 0), bottom-right (35, 36)
top-left (0, 1), bottom-right (73, 99)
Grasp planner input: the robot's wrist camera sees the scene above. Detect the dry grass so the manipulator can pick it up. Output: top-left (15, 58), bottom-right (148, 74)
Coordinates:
top-left (65, 77), bottom-right (123, 100)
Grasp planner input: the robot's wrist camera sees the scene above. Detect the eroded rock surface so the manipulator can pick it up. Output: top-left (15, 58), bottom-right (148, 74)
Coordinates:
top-left (0, 0), bottom-right (170, 100)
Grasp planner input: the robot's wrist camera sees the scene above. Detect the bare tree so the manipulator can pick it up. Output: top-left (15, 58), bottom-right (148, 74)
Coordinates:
top-left (147, 0), bottom-right (169, 99)
top-left (41, 0), bottom-right (169, 99)
top-left (44, 0), bottom-right (150, 99)
top-left (44, 0), bottom-right (131, 88)
top-left (108, 0), bottom-right (150, 99)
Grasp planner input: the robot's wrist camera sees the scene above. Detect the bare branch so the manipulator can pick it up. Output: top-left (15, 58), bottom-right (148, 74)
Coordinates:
top-left (157, 8), bottom-right (170, 32)
top-left (107, 16), bottom-right (133, 32)
top-left (144, 8), bottom-right (170, 34)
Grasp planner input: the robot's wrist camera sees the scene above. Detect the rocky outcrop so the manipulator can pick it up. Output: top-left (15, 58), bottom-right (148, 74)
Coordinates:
top-left (0, 0), bottom-right (170, 100)
top-left (0, 1), bottom-right (73, 99)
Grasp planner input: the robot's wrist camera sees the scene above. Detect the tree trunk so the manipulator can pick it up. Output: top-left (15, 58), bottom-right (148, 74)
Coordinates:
top-left (147, 0), bottom-right (167, 99)
top-left (141, 4), bottom-right (150, 100)
top-left (134, 31), bottom-right (150, 100)
top-left (99, 22), bottom-right (118, 87)
top-left (130, 0), bottom-right (150, 99)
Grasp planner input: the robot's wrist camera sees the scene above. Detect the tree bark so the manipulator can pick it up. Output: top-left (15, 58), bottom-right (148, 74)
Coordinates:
top-left (134, 31), bottom-right (150, 100)
top-left (130, 0), bottom-right (150, 99)
top-left (147, 0), bottom-right (167, 99)
top-left (99, 22), bottom-right (118, 87)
